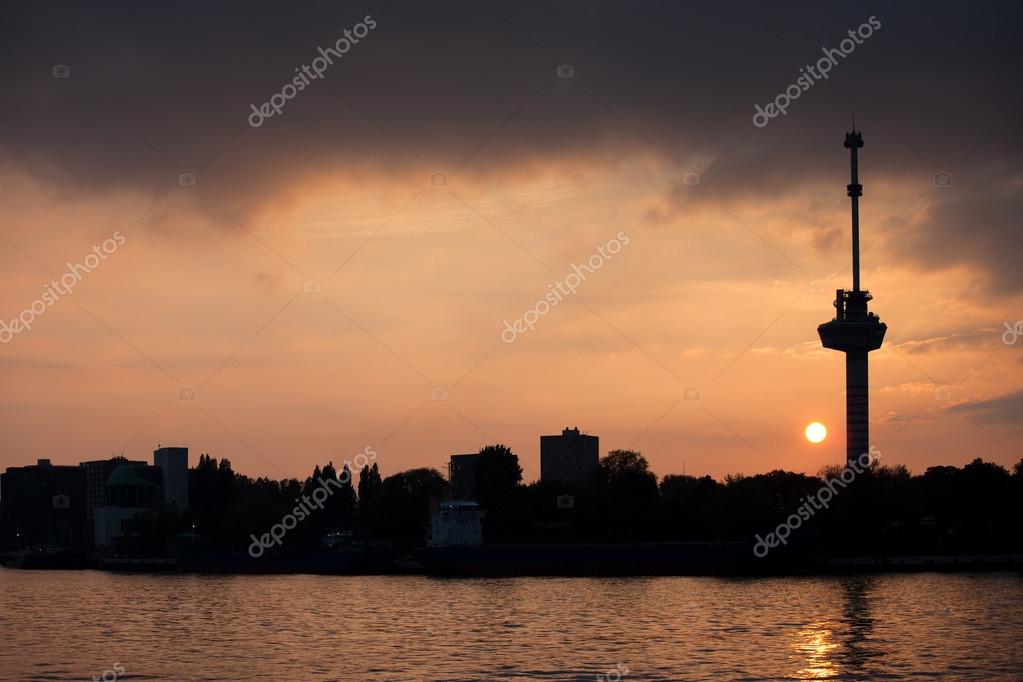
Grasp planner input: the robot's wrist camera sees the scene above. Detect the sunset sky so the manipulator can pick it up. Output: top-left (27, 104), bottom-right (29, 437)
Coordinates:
top-left (1, 1), bottom-right (1021, 482)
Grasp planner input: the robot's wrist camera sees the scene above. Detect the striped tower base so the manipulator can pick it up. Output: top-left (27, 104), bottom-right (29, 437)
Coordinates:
top-left (845, 351), bottom-right (870, 466)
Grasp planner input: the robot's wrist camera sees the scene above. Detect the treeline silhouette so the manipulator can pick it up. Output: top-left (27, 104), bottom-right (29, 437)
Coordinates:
top-left (126, 448), bottom-right (1023, 555)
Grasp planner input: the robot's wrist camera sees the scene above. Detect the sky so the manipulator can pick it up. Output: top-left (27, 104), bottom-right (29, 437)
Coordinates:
top-left (1, 1), bottom-right (1021, 482)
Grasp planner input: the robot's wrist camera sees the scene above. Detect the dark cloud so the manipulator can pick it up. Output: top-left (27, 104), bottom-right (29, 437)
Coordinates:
top-left (950, 389), bottom-right (1023, 424)
top-left (1, 1), bottom-right (1021, 286)
top-left (890, 167), bottom-right (1023, 293)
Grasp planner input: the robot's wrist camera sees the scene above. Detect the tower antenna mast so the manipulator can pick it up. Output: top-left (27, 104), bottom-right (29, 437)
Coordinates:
top-left (845, 128), bottom-right (863, 291)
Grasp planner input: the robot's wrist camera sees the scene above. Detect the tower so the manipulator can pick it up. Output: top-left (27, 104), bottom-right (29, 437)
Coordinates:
top-left (818, 130), bottom-right (886, 466)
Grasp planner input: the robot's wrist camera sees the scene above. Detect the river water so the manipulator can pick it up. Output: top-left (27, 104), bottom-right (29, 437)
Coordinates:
top-left (1, 570), bottom-right (1020, 680)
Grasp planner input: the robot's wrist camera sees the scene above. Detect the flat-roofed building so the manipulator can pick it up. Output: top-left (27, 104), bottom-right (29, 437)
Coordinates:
top-left (154, 446), bottom-right (189, 511)
top-left (0, 459), bottom-right (86, 548)
top-left (540, 427), bottom-right (599, 482)
top-left (448, 453), bottom-right (480, 500)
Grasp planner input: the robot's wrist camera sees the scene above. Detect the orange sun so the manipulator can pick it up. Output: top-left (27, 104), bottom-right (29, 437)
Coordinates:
top-left (805, 422), bottom-right (827, 444)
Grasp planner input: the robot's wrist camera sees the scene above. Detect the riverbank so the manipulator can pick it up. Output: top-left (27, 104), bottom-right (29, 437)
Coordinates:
top-left (5, 544), bottom-right (1022, 576)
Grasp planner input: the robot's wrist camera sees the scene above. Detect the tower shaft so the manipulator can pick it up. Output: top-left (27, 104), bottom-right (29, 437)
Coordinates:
top-left (846, 351), bottom-right (869, 463)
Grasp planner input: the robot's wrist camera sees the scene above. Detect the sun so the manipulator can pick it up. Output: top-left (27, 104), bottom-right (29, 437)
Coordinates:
top-left (805, 422), bottom-right (827, 444)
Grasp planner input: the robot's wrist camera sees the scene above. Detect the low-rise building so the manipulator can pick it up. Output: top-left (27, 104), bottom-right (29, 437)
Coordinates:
top-left (81, 457), bottom-right (146, 544)
top-left (94, 463), bottom-right (164, 547)
top-left (427, 500), bottom-right (484, 547)
top-left (0, 459), bottom-right (86, 548)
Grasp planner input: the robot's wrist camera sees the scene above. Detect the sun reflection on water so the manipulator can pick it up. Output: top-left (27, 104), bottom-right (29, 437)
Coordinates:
top-left (792, 621), bottom-right (840, 679)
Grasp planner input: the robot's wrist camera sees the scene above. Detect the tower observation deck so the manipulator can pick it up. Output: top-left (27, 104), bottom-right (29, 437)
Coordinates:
top-left (818, 130), bottom-right (887, 466)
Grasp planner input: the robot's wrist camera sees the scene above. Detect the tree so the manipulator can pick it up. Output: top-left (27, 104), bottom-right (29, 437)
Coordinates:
top-left (601, 449), bottom-right (653, 480)
top-left (584, 449), bottom-right (660, 540)
top-left (659, 474), bottom-right (720, 540)
top-left (473, 444), bottom-right (524, 541)
top-left (473, 444), bottom-right (522, 505)
top-left (357, 463), bottom-right (383, 535)
top-left (375, 468), bottom-right (449, 547)
top-left (187, 453), bottom-right (240, 545)
top-left (336, 464), bottom-right (357, 531)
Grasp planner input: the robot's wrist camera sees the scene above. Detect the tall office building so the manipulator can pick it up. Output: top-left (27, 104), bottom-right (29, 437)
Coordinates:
top-left (448, 453), bottom-right (480, 500)
top-left (540, 427), bottom-right (599, 482)
top-left (153, 446), bottom-right (189, 511)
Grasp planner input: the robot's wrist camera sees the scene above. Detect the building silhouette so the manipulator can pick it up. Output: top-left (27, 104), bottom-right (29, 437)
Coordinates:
top-left (448, 453), bottom-right (480, 500)
top-left (94, 447), bottom-right (189, 545)
top-left (0, 458), bottom-right (86, 547)
top-left (540, 427), bottom-right (599, 482)
top-left (0, 448), bottom-right (190, 549)
top-left (427, 500), bottom-right (484, 547)
top-left (818, 130), bottom-right (887, 465)
top-left (154, 446), bottom-right (189, 511)
top-left (94, 463), bottom-right (165, 546)
top-left (82, 456), bottom-right (145, 544)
